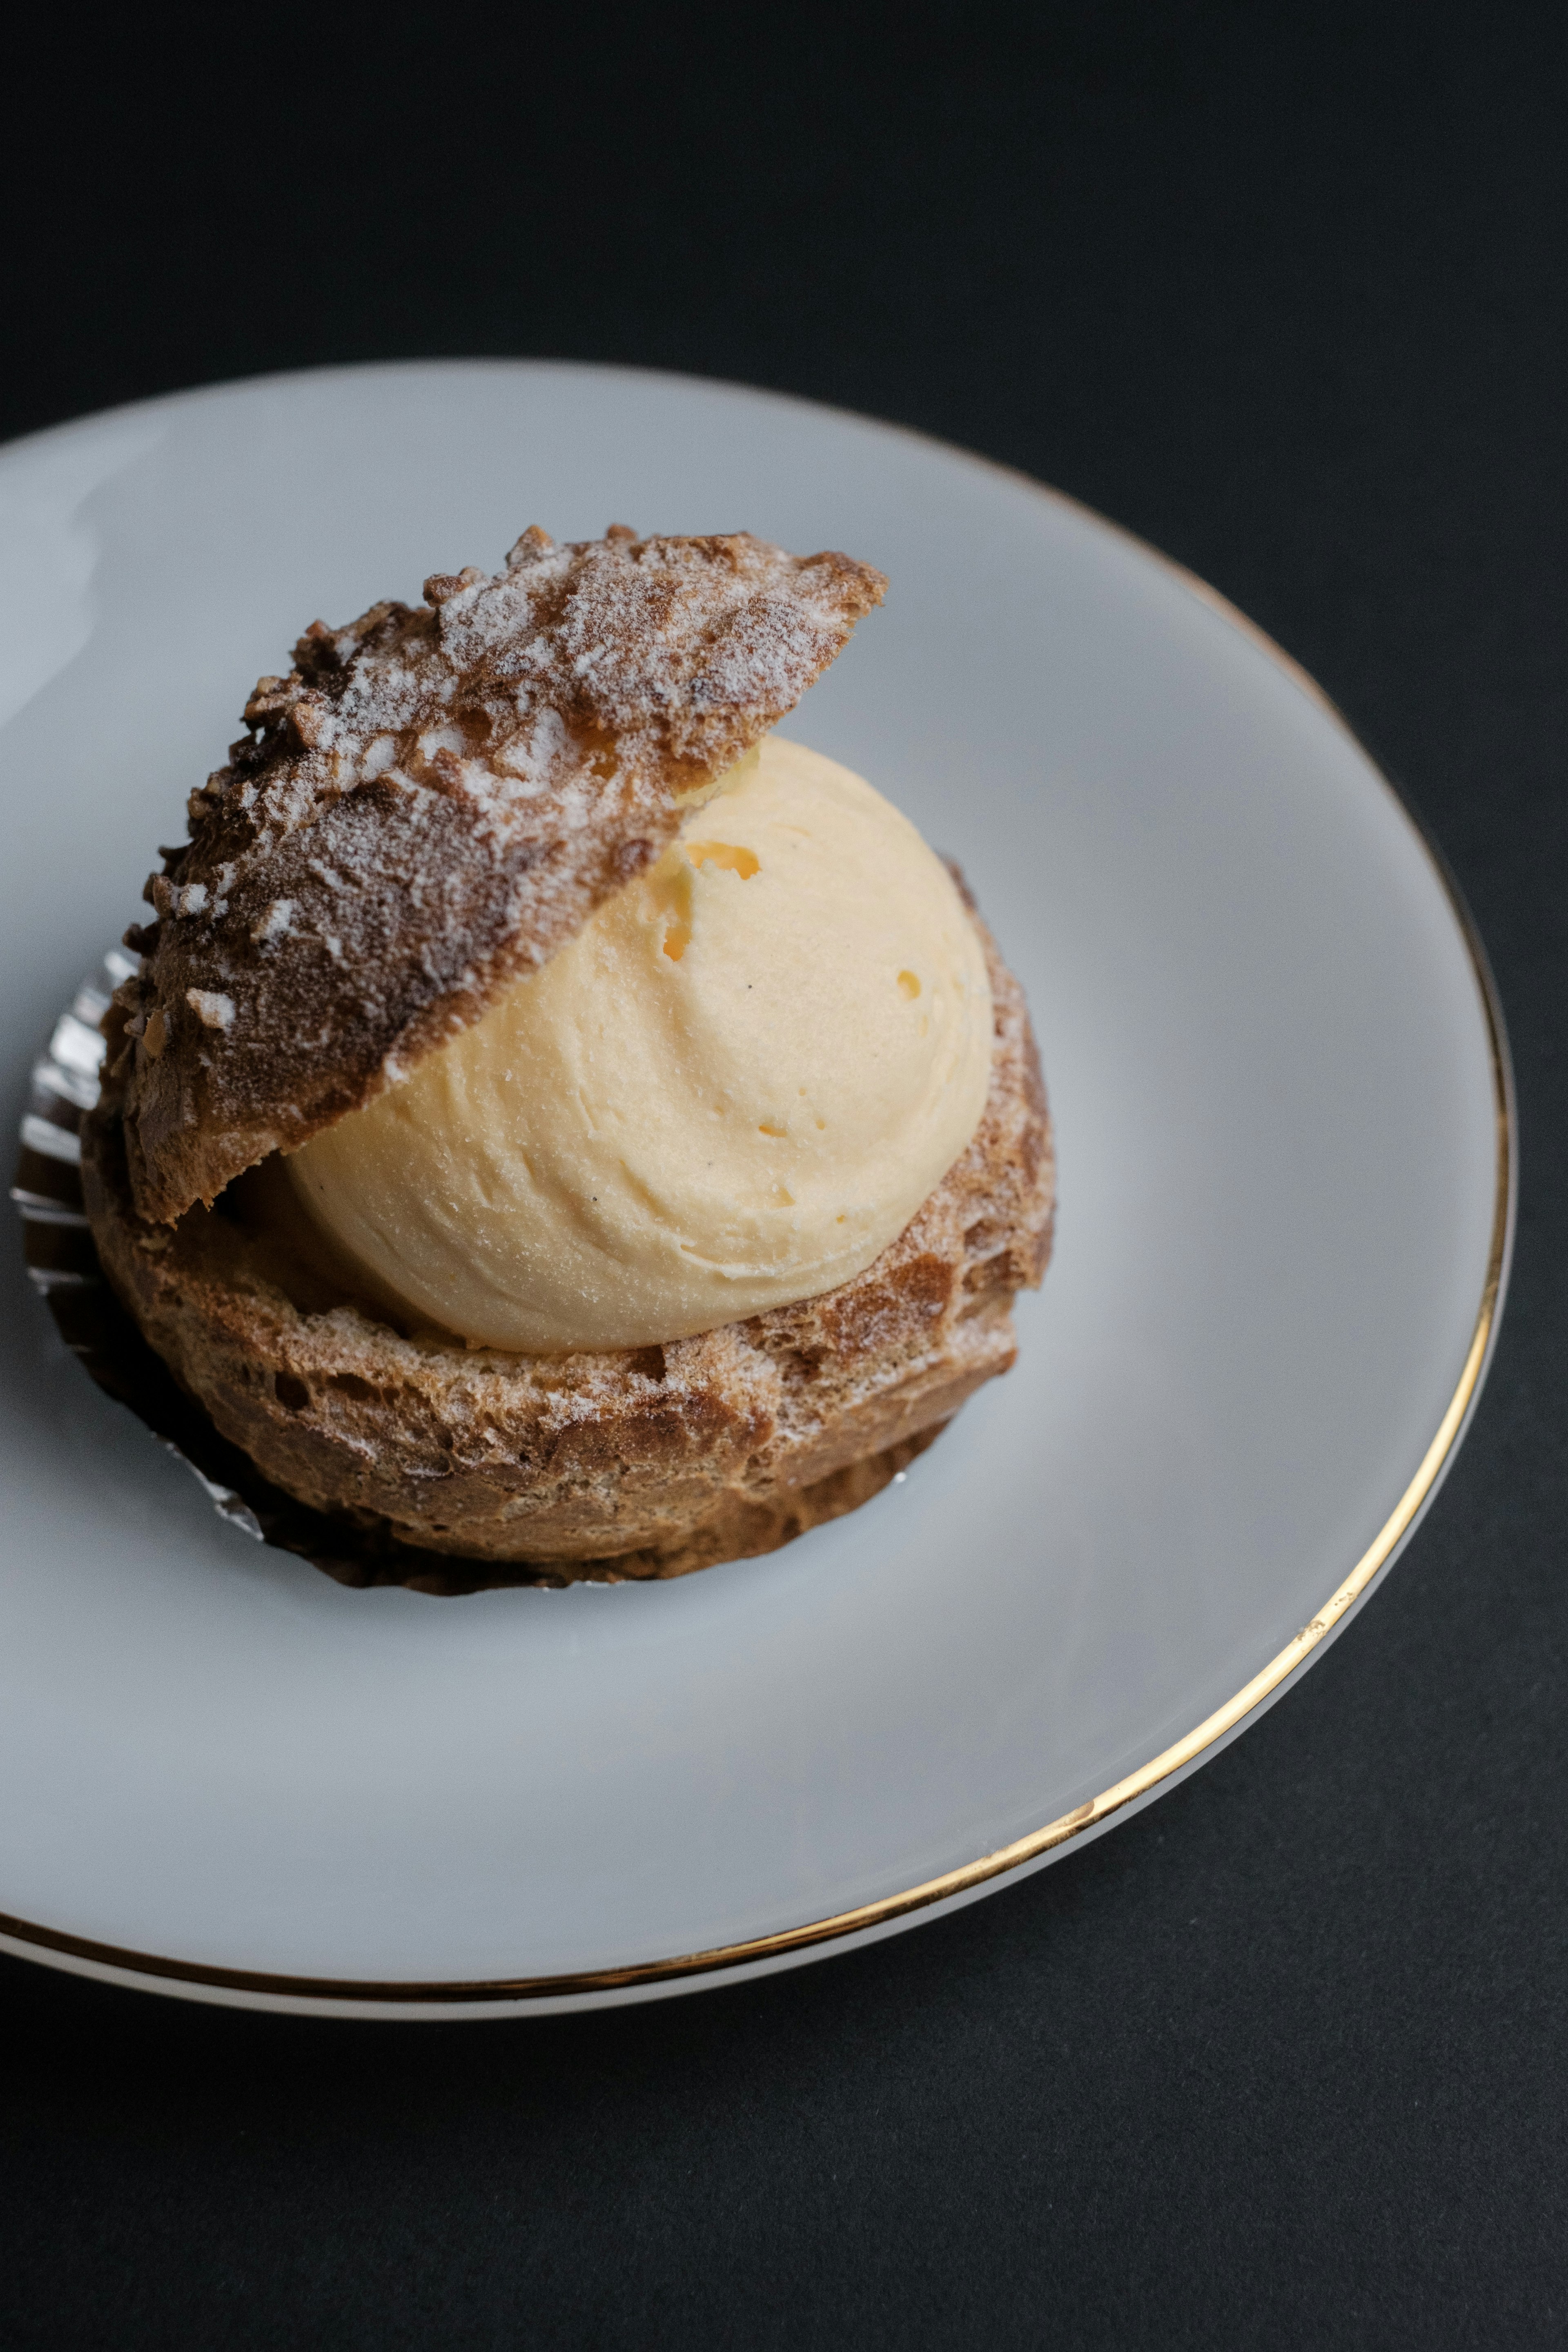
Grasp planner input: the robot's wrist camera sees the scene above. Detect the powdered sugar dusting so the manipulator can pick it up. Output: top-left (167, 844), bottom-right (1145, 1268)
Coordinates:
top-left (107, 528), bottom-right (885, 1223)
top-left (185, 989), bottom-right (235, 1031)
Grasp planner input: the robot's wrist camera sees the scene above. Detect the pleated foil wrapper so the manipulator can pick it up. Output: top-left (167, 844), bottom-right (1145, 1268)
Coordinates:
top-left (13, 956), bottom-right (580, 1595)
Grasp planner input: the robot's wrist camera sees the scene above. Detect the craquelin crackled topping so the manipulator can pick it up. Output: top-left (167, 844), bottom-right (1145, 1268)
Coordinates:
top-left (106, 526), bottom-right (886, 1224)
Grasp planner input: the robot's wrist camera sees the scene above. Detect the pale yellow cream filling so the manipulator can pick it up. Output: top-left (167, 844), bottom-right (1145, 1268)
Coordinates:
top-left (285, 738), bottom-right (993, 1353)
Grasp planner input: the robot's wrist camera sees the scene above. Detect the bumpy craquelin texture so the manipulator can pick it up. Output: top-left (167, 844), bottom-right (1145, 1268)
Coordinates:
top-left (105, 528), bottom-right (886, 1226)
top-left (84, 915), bottom-right (1053, 1581)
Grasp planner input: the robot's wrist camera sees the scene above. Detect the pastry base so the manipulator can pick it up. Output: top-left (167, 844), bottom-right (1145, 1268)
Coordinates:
top-left (82, 903), bottom-right (1052, 1584)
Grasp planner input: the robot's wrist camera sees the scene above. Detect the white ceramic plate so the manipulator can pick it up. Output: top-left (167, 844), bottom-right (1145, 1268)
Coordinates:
top-left (0, 363), bottom-right (1510, 2018)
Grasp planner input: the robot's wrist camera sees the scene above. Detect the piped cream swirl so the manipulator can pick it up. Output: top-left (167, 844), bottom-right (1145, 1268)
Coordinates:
top-left (285, 738), bottom-right (993, 1352)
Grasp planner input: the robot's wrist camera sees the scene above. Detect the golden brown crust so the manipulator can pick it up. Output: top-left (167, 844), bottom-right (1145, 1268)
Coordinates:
top-left (107, 529), bottom-right (886, 1226)
top-left (84, 913), bottom-right (1052, 1582)
top-left (310, 1428), bottom-right (948, 1593)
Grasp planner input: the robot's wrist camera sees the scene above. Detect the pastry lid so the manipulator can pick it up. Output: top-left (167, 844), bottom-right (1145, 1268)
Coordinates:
top-left (105, 527), bottom-right (884, 1225)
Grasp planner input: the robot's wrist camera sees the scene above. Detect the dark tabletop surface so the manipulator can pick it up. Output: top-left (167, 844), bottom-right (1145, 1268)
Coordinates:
top-left (4, 5), bottom-right (1565, 2344)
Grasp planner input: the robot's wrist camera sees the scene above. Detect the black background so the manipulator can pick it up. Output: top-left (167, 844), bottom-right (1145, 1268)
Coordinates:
top-left (4, 4), bottom-right (1566, 2343)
